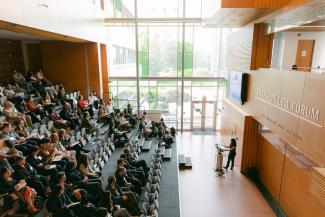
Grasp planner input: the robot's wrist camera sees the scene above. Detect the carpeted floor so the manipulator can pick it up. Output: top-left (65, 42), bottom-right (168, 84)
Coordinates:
top-left (100, 130), bottom-right (181, 217)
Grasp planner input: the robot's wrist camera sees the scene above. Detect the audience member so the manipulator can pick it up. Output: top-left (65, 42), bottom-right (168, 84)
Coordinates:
top-left (3, 101), bottom-right (32, 127)
top-left (77, 95), bottom-right (94, 117)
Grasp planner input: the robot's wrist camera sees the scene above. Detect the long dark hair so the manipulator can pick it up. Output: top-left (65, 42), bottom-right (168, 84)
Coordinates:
top-left (230, 138), bottom-right (237, 146)
top-left (0, 167), bottom-right (10, 179)
top-left (79, 153), bottom-right (89, 168)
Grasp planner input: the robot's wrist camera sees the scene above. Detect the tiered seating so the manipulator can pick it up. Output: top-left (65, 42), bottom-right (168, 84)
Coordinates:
top-left (141, 149), bottom-right (163, 217)
top-left (0, 69), bottom-right (180, 217)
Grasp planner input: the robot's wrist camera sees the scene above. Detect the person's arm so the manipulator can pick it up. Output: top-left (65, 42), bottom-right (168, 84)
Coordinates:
top-left (79, 164), bottom-right (93, 176)
top-left (88, 166), bottom-right (96, 175)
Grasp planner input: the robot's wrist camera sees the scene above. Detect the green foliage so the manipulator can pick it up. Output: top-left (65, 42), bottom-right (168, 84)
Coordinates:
top-left (138, 52), bottom-right (149, 77)
top-left (114, 0), bottom-right (122, 14)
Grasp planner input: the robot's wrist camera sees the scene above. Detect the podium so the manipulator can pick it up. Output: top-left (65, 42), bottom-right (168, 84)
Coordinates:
top-left (215, 144), bottom-right (225, 177)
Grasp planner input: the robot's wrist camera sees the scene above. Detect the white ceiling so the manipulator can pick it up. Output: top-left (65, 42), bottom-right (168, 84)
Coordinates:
top-left (204, 8), bottom-right (274, 28)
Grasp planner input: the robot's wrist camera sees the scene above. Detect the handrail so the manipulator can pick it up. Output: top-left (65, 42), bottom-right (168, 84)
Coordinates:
top-left (264, 65), bottom-right (325, 75)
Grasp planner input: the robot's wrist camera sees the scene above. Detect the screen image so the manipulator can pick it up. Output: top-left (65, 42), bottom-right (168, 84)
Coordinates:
top-left (228, 71), bottom-right (248, 104)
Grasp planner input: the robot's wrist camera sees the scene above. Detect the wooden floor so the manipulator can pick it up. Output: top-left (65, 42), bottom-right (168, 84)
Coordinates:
top-left (177, 132), bottom-right (276, 217)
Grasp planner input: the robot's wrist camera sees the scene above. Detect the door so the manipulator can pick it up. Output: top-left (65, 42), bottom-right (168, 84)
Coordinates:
top-left (295, 40), bottom-right (315, 71)
top-left (191, 96), bottom-right (217, 131)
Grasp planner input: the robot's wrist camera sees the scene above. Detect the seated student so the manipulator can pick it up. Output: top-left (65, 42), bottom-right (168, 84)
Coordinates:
top-left (160, 118), bottom-right (176, 137)
top-left (78, 154), bottom-right (102, 181)
top-left (118, 113), bottom-right (131, 132)
top-left (98, 105), bottom-right (111, 125)
top-left (60, 103), bottom-right (80, 130)
top-left (46, 184), bottom-right (78, 217)
top-left (106, 176), bottom-right (140, 216)
top-left (35, 69), bottom-right (51, 86)
top-left (14, 119), bottom-right (44, 145)
top-left (99, 193), bottom-right (131, 217)
top-left (123, 148), bottom-right (149, 175)
top-left (38, 140), bottom-right (68, 172)
top-left (77, 95), bottom-right (94, 117)
top-left (50, 133), bottom-right (76, 163)
top-left (2, 83), bottom-right (25, 105)
top-left (71, 188), bottom-right (97, 217)
top-left (25, 96), bottom-right (46, 119)
top-left (14, 97), bottom-right (41, 124)
top-left (65, 161), bottom-right (102, 206)
top-left (3, 100), bottom-right (32, 127)
top-left (27, 146), bottom-right (60, 176)
top-left (149, 121), bottom-right (159, 137)
top-left (13, 156), bottom-right (51, 196)
top-left (109, 122), bottom-right (129, 147)
top-left (158, 127), bottom-right (174, 148)
top-left (120, 154), bottom-right (145, 174)
top-left (12, 70), bottom-right (33, 91)
top-left (122, 109), bottom-right (130, 120)
top-left (105, 99), bottom-right (114, 114)
top-left (40, 91), bottom-right (55, 115)
top-left (115, 166), bottom-right (143, 195)
top-left (138, 117), bottom-right (151, 139)
top-left (160, 118), bottom-right (167, 129)
top-left (26, 70), bottom-right (37, 83)
top-left (142, 111), bottom-right (150, 124)
top-left (127, 104), bottom-right (132, 116)
top-left (0, 167), bottom-right (39, 213)
top-left (49, 107), bottom-right (71, 129)
top-left (81, 112), bottom-right (102, 138)
top-left (0, 122), bottom-right (36, 155)
top-left (128, 114), bottom-right (138, 128)
top-left (94, 207), bottom-right (113, 217)
top-left (57, 85), bottom-right (74, 107)
top-left (0, 139), bottom-right (19, 171)
top-left (58, 129), bottom-right (89, 160)
top-left (117, 158), bottom-right (146, 186)
top-left (88, 91), bottom-right (101, 109)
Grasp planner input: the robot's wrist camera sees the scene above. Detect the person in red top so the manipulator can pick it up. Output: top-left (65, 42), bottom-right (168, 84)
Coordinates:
top-left (77, 95), bottom-right (94, 117)
top-left (25, 96), bottom-right (45, 119)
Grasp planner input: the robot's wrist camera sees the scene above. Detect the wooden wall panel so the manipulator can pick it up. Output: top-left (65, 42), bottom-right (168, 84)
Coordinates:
top-left (250, 23), bottom-right (274, 70)
top-left (257, 133), bottom-right (285, 200)
top-left (279, 155), bottom-right (314, 217)
top-left (40, 41), bottom-right (88, 96)
top-left (254, 131), bottom-right (324, 217)
top-left (100, 44), bottom-right (109, 102)
top-left (87, 43), bottom-right (101, 97)
top-left (41, 41), bottom-right (103, 99)
top-left (221, 0), bottom-right (310, 8)
top-left (0, 38), bottom-right (24, 83)
top-left (26, 43), bottom-right (42, 72)
top-left (241, 116), bottom-right (260, 173)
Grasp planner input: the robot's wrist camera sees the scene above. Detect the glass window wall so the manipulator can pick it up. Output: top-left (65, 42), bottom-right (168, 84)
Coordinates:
top-left (107, 0), bottom-right (229, 131)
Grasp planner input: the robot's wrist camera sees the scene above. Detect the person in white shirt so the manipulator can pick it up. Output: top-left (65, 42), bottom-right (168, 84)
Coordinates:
top-left (106, 99), bottom-right (114, 114)
top-left (88, 92), bottom-right (98, 105)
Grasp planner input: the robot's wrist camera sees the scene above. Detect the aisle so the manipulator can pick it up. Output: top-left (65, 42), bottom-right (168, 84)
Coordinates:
top-left (177, 132), bottom-right (275, 217)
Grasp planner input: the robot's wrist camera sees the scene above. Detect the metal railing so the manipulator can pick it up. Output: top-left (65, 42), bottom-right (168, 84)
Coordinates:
top-left (264, 65), bottom-right (325, 75)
